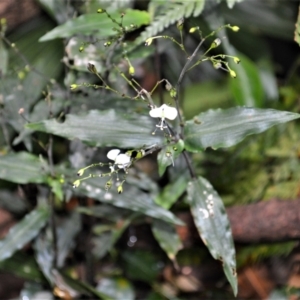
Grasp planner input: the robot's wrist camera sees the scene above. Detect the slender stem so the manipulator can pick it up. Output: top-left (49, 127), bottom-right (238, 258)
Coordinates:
top-left (154, 40), bottom-right (164, 106)
top-left (182, 150), bottom-right (197, 179)
top-left (50, 192), bottom-right (58, 268)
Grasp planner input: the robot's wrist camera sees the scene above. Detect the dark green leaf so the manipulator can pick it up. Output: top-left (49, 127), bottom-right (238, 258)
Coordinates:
top-left (0, 152), bottom-right (48, 184)
top-left (0, 206), bottom-right (50, 261)
top-left (27, 109), bottom-right (162, 149)
top-left (184, 107), bottom-right (300, 152)
top-left (152, 220), bottom-right (183, 262)
top-left (0, 252), bottom-right (45, 282)
top-left (97, 277), bottom-right (135, 300)
top-left (76, 178), bottom-right (183, 225)
top-left (187, 177), bottom-right (237, 296)
top-left (154, 174), bottom-right (188, 209)
top-left (157, 139), bottom-right (184, 176)
top-left (39, 10), bottom-right (150, 41)
top-left (122, 250), bottom-right (162, 283)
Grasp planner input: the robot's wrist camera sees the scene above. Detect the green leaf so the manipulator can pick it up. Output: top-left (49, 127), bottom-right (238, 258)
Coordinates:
top-left (97, 277), bottom-right (135, 300)
top-left (228, 52), bottom-right (264, 107)
top-left (226, 0), bottom-right (245, 9)
top-left (39, 10), bottom-right (150, 41)
top-left (184, 107), bottom-right (300, 152)
top-left (0, 38), bottom-right (8, 75)
top-left (152, 220), bottom-right (183, 262)
top-left (187, 176), bottom-right (237, 296)
top-left (295, 5), bottom-right (300, 46)
top-left (154, 174), bottom-right (189, 209)
top-left (27, 109), bottom-right (162, 149)
top-left (157, 139), bottom-right (184, 176)
top-left (0, 206), bottom-right (50, 261)
top-left (76, 178), bottom-right (183, 225)
top-left (0, 152), bottom-right (48, 184)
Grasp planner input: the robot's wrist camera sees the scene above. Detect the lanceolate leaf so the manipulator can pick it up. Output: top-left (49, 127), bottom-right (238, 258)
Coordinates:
top-left (76, 178), bottom-right (183, 225)
top-left (187, 177), bottom-right (237, 296)
top-left (151, 220), bottom-right (183, 262)
top-left (39, 10), bottom-right (150, 41)
top-left (295, 6), bottom-right (300, 46)
top-left (27, 110), bottom-right (161, 149)
top-left (0, 152), bottom-right (48, 184)
top-left (0, 206), bottom-right (50, 261)
top-left (184, 107), bottom-right (300, 152)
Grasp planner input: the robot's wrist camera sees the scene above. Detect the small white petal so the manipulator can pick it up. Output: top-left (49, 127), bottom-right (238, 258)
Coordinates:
top-left (149, 104), bottom-right (177, 120)
top-left (115, 154), bottom-right (131, 168)
top-left (107, 149), bottom-right (121, 161)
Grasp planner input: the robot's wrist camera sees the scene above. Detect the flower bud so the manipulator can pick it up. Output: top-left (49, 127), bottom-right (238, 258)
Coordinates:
top-left (104, 41), bottom-right (111, 47)
top-left (231, 26), bottom-right (239, 32)
top-left (70, 84), bottom-right (78, 90)
top-left (233, 57), bottom-right (240, 64)
top-left (87, 63), bottom-right (98, 74)
top-left (170, 88), bottom-right (177, 99)
top-left (117, 185), bottom-right (123, 194)
top-left (145, 38), bottom-right (153, 46)
top-left (73, 180), bottom-right (80, 188)
top-left (211, 38), bottom-right (221, 48)
top-left (213, 62), bottom-right (222, 69)
top-left (189, 27), bottom-right (198, 33)
top-left (230, 70), bottom-right (237, 78)
top-left (79, 46), bottom-right (84, 52)
top-left (177, 18), bottom-right (184, 31)
top-left (97, 8), bottom-right (106, 13)
top-left (77, 168), bottom-right (85, 176)
top-left (129, 66), bottom-right (135, 76)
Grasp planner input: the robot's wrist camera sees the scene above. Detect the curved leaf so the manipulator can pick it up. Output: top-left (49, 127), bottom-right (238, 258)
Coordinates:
top-left (152, 220), bottom-right (183, 262)
top-left (187, 176), bottom-right (237, 296)
top-left (0, 206), bottom-right (50, 261)
top-left (184, 107), bottom-right (300, 152)
top-left (27, 109), bottom-right (162, 149)
top-left (0, 152), bottom-right (48, 184)
top-left (39, 10), bottom-right (150, 41)
top-left (295, 5), bottom-right (300, 46)
top-left (76, 178), bottom-right (183, 225)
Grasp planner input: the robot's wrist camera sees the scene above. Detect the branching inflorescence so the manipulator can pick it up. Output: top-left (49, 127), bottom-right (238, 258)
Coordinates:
top-left (72, 10), bottom-right (240, 193)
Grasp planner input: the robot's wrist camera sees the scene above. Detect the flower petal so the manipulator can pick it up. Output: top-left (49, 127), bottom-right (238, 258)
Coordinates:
top-left (107, 149), bottom-right (121, 161)
top-left (164, 105), bottom-right (178, 120)
top-left (149, 104), bottom-right (178, 120)
top-left (149, 106), bottom-right (162, 118)
top-left (115, 154), bottom-right (131, 168)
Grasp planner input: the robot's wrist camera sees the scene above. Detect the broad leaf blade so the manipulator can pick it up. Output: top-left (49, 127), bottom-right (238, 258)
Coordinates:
top-left (27, 110), bottom-right (161, 149)
top-left (0, 206), bottom-right (50, 261)
top-left (184, 107), bottom-right (300, 152)
top-left (152, 220), bottom-right (183, 262)
top-left (40, 10), bottom-right (150, 41)
top-left (0, 152), bottom-right (48, 184)
top-left (76, 178), bottom-right (183, 225)
top-left (187, 177), bottom-right (237, 296)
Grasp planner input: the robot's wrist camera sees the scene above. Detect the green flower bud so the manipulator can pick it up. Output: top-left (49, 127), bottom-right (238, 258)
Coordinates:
top-left (233, 57), bottom-right (240, 64)
top-left (189, 27), bottom-right (198, 33)
top-left (129, 66), bottom-right (135, 76)
top-left (170, 88), bottom-right (177, 98)
top-left (77, 168), bottom-right (85, 176)
top-left (117, 185), bottom-right (123, 194)
top-left (211, 38), bottom-right (221, 48)
top-left (105, 180), bottom-right (112, 191)
top-left (73, 180), bottom-right (80, 188)
top-left (87, 63), bottom-right (98, 74)
top-left (70, 84), bottom-right (78, 90)
top-left (213, 62), bottom-right (222, 69)
top-left (177, 18), bottom-right (184, 31)
top-left (79, 46), bottom-right (84, 52)
top-left (104, 41), bottom-right (111, 47)
top-left (231, 26), bottom-right (240, 32)
top-left (97, 8), bottom-right (106, 13)
top-left (145, 38), bottom-right (153, 46)
top-left (230, 70), bottom-right (237, 78)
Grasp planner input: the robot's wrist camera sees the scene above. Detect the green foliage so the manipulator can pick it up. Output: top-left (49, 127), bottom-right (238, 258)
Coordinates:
top-left (0, 1), bottom-right (299, 298)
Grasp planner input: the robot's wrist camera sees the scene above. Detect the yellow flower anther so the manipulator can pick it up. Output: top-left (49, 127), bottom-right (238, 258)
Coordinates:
top-left (145, 38), bottom-right (153, 46)
top-left (231, 26), bottom-right (240, 32)
top-left (70, 84), bottom-right (78, 90)
top-left (230, 70), bottom-right (237, 78)
top-left (73, 180), bottom-right (80, 188)
top-left (189, 27), bottom-right (198, 33)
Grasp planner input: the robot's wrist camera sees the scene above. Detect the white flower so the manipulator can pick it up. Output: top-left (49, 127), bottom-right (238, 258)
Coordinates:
top-left (149, 104), bottom-right (178, 131)
top-left (107, 149), bottom-right (131, 169)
